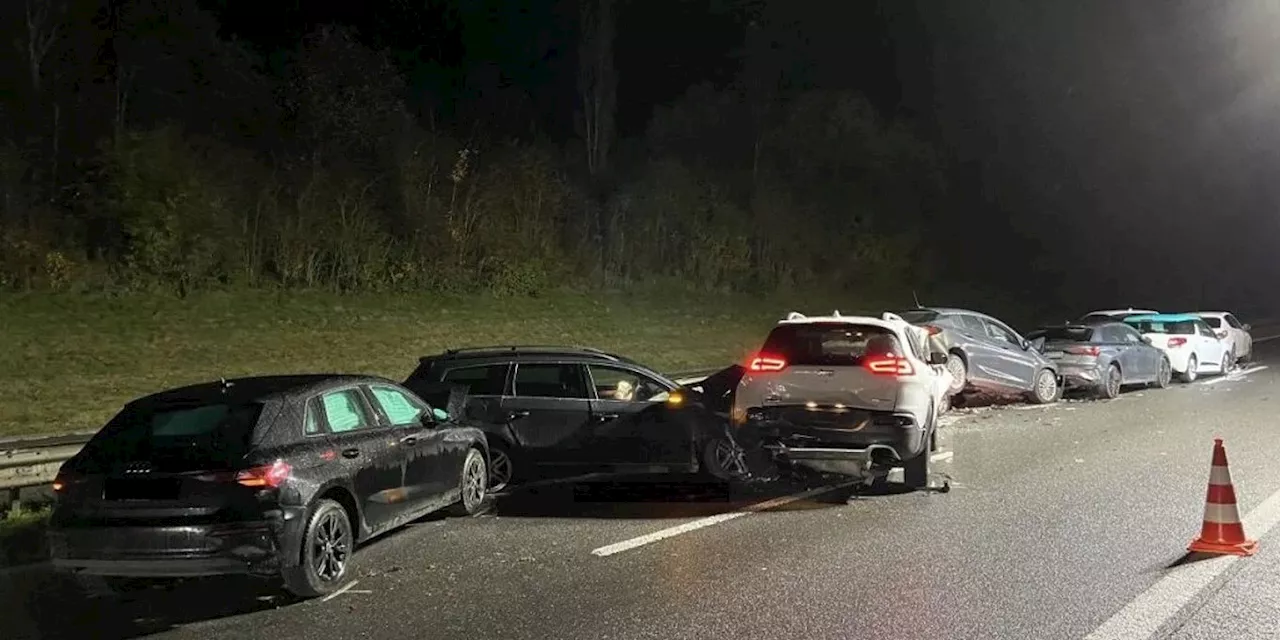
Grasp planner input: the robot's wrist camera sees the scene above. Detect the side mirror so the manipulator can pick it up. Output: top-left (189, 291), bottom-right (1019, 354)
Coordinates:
top-left (1243, 323), bottom-right (1252, 332)
top-left (928, 352), bottom-right (949, 365)
top-left (1141, 335), bottom-right (1153, 345)
top-left (1020, 339), bottom-right (1031, 351)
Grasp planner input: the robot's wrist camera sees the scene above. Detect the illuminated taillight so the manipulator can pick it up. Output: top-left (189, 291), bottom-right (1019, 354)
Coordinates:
top-left (1168, 337), bottom-right (1188, 348)
top-left (865, 356), bottom-right (915, 376)
top-left (1067, 346), bottom-right (1101, 356)
top-left (52, 471), bottom-right (82, 493)
top-left (235, 460), bottom-right (292, 488)
top-left (748, 354), bottom-right (787, 372)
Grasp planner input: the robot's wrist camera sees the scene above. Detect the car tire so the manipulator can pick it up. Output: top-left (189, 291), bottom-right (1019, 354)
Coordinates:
top-left (448, 447), bottom-right (489, 517)
top-left (701, 435), bottom-right (749, 481)
top-left (1100, 364), bottom-right (1122, 399)
top-left (1029, 368), bottom-right (1060, 404)
top-left (1222, 351), bottom-right (1233, 375)
top-left (281, 498), bottom-right (355, 599)
top-left (945, 352), bottom-right (968, 395)
top-left (1152, 357), bottom-right (1172, 388)
top-left (1180, 355), bottom-right (1198, 383)
top-left (486, 441), bottom-right (515, 493)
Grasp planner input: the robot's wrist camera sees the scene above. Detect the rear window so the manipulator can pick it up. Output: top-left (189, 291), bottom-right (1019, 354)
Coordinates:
top-left (760, 323), bottom-right (904, 366)
top-left (1200, 316), bottom-right (1222, 328)
top-left (1128, 320), bottom-right (1195, 335)
top-left (892, 310), bottom-right (938, 325)
top-left (1030, 326), bottom-right (1094, 342)
top-left (1079, 313), bottom-right (1114, 324)
top-left (83, 401), bottom-right (264, 470)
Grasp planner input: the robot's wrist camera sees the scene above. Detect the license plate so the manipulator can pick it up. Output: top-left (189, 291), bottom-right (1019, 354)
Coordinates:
top-left (103, 478), bottom-right (181, 501)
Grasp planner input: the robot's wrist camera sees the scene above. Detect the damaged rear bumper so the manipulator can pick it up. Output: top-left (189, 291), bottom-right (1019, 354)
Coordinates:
top-left (737, 406), bottom-right (927, 478)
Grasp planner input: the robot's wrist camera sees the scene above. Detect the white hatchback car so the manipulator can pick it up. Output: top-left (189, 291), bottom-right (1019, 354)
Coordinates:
top-left (1123, 313), bottom-right (1231, 382)
top-left (1194, 311), bottom-right (1253, 365)
top-left (731, 311), bottom-right (953, 488)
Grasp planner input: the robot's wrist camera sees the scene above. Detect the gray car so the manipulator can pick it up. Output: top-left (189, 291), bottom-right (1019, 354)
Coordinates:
top-left (1025, 322), bottom-right (1172, 398)
top-left (893, 307), bottom-right (1061, 404)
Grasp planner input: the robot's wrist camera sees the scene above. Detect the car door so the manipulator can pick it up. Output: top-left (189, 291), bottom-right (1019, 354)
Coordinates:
top-left (316, 386), bottom-right (407, 534)
top-left (943, 313), bottom-right (1000, 388)
top-left (1194, 320), bottom-right (1224, 368)
top-left (978, 317), bottom-right (1038, 390)
top-left (365, 383), bottom-right (449, 512)
top-left (1114, 323), bottom-right (1157, 382)
top-left (583, 363), bottom-right (689, 469)
top-left (1225, 314), bottom-right (1251, 358)
top-left (501, 362), bottom-right (594, 469)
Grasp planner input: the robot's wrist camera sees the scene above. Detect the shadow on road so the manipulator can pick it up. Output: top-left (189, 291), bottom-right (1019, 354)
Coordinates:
top-left (0, 570), bottom-right (290, 640)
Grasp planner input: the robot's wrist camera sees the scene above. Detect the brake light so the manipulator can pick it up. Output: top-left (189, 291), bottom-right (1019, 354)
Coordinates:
top-left (865, 356), bottom-right (915, 376)
top-left (748, 354), bottom-right (787, 372)
top-left (1168, 337), bottom-right (1187, 348)
top-left (924, 325), bottom-right (943, 336)
top-left (235, 460), bottom-right (292, 488)
top-left (52, 471), bottom-right (82, 493)
top-left (1067, 346), bottom-right (1101, 356)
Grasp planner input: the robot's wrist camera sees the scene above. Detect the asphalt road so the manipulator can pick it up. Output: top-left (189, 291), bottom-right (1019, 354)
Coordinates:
top-left (6, 336), bottom-right (1280, 639)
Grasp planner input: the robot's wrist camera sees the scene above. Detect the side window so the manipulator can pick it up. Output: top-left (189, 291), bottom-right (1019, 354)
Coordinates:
top-left (320, 389), bottom-right (376, 434)
top-left (1196, 321), bottom-right (1214, 337)
top-left (956, 314), bottom-right (986, 335)
top-left (903, 327), bottom-right (928, 361)
top-left (1096, 326), bottom-right (1120, 343)
top-left (983, 320), bottom-right (1021, 346)
top-left (369, 385), bottom-right (428, 427)
top-left (587, 365), bottom-right (671, 403)
top-left (441, 364), bottom-right (509, 396)
top-left (512, 363), bottom-right (589, 399)
top-left (304, 398), bottom-right (323, 435)
top-left (1225, 315), bottom-right (1243, 329)
top-left (1117, 326), bottom-right (1142, 343)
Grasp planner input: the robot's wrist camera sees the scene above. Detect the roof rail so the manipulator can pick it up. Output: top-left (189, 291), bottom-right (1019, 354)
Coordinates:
top-left (785, 311), bottom-right (807, 321)
top-left (881, 311), bottom-right (905, 323)
top-left (439, 345), bottom-right (620, 360)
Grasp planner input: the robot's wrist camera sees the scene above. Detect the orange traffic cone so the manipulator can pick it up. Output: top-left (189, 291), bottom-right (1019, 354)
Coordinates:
top-left (1188, 438), bottom-right (1258, 556)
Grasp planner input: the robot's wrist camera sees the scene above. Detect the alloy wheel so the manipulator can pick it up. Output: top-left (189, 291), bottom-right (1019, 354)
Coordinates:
top-left (311, 510), bottom-right (351, 583)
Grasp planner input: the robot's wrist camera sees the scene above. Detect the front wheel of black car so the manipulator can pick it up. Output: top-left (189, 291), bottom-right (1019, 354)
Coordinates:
top-left (448, 447), bottom-right (489, 517)
top-left (282, 498), bottom-right (354, 599)
top-left (701, 436), bottom-right (749, 481)
top-left (1029, 369), bottom-right (1060, 404)
top-left (487, 442), bottom-right (515, 493)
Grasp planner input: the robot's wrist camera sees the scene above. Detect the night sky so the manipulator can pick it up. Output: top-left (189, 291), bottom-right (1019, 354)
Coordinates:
top-left (205, 0), bottom-right (1280, 312)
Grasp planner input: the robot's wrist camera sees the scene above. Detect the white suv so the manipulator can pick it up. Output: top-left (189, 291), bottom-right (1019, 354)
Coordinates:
top-left (731, 311), bottom-right (953, 489)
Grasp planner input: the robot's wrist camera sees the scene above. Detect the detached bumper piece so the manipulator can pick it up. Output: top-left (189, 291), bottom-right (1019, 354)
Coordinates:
top-left (49, 522), bottom-right (282, 578)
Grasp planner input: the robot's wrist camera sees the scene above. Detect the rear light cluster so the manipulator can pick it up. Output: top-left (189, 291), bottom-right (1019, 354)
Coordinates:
top-left (1067, 346), bottom-right (1101, 356)
top-left (744, 353), bottom-right (915, 376)
top-left (52, 471), bottom-right (82, 493)
top-left (234, 460), bottom-right (293, 488)
top-left (1168, 337), bottom-right (1188, 348)
top-left (747, 354), bottom-right (787, 372)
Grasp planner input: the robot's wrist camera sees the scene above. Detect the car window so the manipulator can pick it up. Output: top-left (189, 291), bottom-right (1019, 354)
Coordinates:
top-left (759, 322), bottom-right (905, 366)
top-left (369, 385), bottom-right (428, 427)
top-left (1200, 316), bottom-right (1222, 329)
top-left (1225, 314), bottom-right (1243, 329)
top-left (1034, 326), bottom-right (1094, 342)
top-left (320, 389), bottom-right (376, 433)
top-left (587, 365), bottom-right (670, 402)
top-left (304, 398), bottom-right (322, 435)
top-left (441, 364), bottom-right (508, 396)
top-left (1117, 325), bottom-right (1142, 343)
top-left (85, 401), bottom-right (263, 470)
top-left (902, 326), bottom-right (929, 361)
top-left (983, 319), bottom-right (1022, 346)
top-left (954, 314), bottom-right (987, 335)
top-left (1197, 321), bottom-right (1216, 337)
top-left (512, 363), bottom-right (588, 399)
top-left (1129, 320), bottom-right (1195, 335)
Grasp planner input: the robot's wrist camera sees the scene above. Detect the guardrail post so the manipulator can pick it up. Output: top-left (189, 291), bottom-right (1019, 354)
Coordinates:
top-left (5, 487), bottom-right (19, 514)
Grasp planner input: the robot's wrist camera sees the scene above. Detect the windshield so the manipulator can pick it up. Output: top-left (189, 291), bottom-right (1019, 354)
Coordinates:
top-left (1029, 326), bottom-right (1094, 342)
top-left (81, 401), bottom-right (264, 471)
top-left (760, 322), bottom-right (904, 366)
top-left (1128, 320), bottom-right (1195, 335)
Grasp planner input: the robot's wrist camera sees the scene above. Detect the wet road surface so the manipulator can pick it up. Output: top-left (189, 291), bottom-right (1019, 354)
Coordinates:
top-left (6, 337), bottom-right (1280, 639)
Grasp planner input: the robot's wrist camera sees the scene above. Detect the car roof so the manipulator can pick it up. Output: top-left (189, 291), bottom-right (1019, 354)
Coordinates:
top-left (1193, 311), bottom-right (1230, 317)
top-left (420, 345), bottom-right (627, 364)
top-left (129, 374), bottom-right (392, 407)
top-left (911, 306), bottom-right (1007, 324)
top-left (777, 311), bottom-right (910, 332)
top-left (1083, 308), bottom-right (1158, 316)
top-left (1123, 313), bottom-right (1202, 323)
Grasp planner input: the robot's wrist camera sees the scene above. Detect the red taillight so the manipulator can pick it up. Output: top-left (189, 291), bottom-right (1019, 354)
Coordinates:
top-left (864, 356), bottom-right (915, 376)
top-left (924, 325), bottom-right (943, 336)
top-left (1067, 345), bottom-right (1101, 356)
top-left (235, 460), bottom-right (292, 488)
top-left (52, 471), bottom-right (82, 493)
top-left (748, 354), bottom-right (788, 372)
top-left (1167, 337), bottom-right (1188, 348)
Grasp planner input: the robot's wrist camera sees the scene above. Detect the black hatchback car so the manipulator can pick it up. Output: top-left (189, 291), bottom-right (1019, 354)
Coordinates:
top-left (47, 375), bottom-right (489, 598)
top-left (403, 346), bottom-right (748, 490)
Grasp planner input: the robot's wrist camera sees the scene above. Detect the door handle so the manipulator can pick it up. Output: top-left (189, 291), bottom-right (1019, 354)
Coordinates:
top-left (341, 448), bottom-right (360, 459)
top-left (595, 413), bottom-right (620, 422)
top-left (400, 436), bottom-right (418, 446)
top-left (507, 410), bottom-right (530, 421)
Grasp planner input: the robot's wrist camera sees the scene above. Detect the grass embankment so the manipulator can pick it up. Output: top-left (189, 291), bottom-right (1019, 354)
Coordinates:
top-left (0, 505), bottom-right (50, 568)
top-left (0, 288), bottom-right (887, 439)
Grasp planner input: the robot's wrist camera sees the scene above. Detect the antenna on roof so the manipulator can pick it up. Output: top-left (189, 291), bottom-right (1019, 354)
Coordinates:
top-left (912, 290), bottom-right (923, 309)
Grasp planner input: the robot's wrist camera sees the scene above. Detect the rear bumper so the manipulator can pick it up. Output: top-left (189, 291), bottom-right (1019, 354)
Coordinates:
top-left (1058, 363), bottom-right (1104, 389)
top-left (48, 508), bottom-right (306, 578)
top-left (737, 407), bottom-right (927, 477)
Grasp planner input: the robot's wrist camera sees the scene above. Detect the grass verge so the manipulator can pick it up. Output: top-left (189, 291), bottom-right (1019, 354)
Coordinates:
top-left (0, 505), bottom-right (50, 568)
top-left (1, 287), bottom-right (887, 438)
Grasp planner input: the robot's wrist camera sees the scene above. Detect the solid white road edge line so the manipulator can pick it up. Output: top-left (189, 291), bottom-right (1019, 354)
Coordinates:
top-left (591, 480), bottom-right (862, 557)
top-left (1082, 485), bottom-right (1280, 640)
top-left (319, 579), bottom-right (360, 603)
top-left (1200, 365), bottom-right (1268, 386)
top-left (1254, 334), bottom-right (1280, 343)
